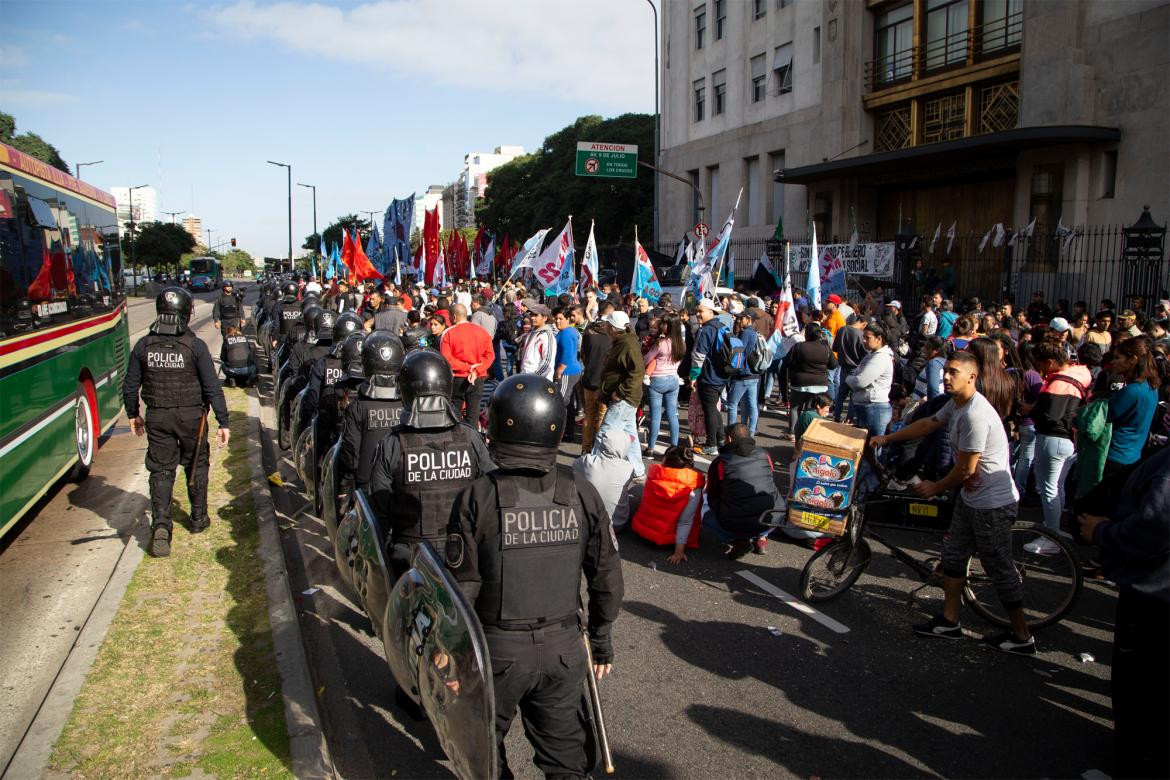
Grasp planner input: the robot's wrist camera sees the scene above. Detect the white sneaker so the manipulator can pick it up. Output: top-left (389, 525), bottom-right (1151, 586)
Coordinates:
top-left (1023, 536), bottom-right (1061, 555)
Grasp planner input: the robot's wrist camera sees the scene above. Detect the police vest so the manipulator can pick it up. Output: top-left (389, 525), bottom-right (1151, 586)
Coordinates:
top-left (278, 302), bottom-right (302, 335)
top-left (317, 355), bottom-right (346, 434)
top-left (140, 332), bottom-right (203, 409)
top-left (223, 335), bottom-right (251, 367)
top-left (358, 398), bottom-right (404, 473)
top-left (217, 294), bottom-right (240, 320)
top-left (393, 425), bottom-right (481, 544)
top-left (475, 469), bottom-right (585, 627)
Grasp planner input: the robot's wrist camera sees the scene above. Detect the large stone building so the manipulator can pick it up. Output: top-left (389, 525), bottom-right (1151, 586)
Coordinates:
top-left (658, 0), bottom-right (1168, 299)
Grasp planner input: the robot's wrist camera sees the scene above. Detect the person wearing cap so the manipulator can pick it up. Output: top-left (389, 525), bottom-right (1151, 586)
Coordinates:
top-left (689, 299), bottom-right (730, 456)
top-left (1027, 290), bottom-right (1052, 326)
top-left (597, 310), bottom-right (646, 476)
top-left (516, 301), bottom-right (557, 380)
top-left (372, 288), bottom-right (407, 335)
top-left (1048, 317), bottom-right (1078, 363)
top-left (1116, 310), bottom-right (1142, 338)
top-left (882, 299), bottom-right (909, 355)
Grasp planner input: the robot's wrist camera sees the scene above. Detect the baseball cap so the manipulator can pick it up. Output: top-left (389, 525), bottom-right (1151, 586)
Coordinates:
top-left (887, 299), bottom-right (902, 309)
top-left (1119, 309), bottom-right (1136, 319)
top-left (697, 298), bottom-right (721, 312)
top-left (827, 294), bottom-right (843, 305)
top-left (1049, 317), bottom-right (1071, 332)
top-left (603, 310), bottom-right (631, 330)
top-left (527, 301), bottom-right (551, 317)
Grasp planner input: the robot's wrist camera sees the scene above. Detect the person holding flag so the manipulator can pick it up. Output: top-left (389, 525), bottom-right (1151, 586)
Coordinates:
top-left (581, 220), bottom-right (599, 292)
top-left (631, 228), bottom-right (661, 303)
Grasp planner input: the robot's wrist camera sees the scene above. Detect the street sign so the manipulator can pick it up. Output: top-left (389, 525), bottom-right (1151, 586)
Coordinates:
top-left (575, 142), bottom-right (638, 179)
top-left (694, 223), bottom-right (710, 237)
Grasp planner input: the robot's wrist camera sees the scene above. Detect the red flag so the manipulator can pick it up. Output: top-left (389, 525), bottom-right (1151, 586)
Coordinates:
top-left (424, 208), bottom-right (440, 286)
top-left (351, 229), bottom-right (383, 282)
top-left (341, 228), bottom-right (356, 285)
top-left (497, 232), bottom-right (510, 273)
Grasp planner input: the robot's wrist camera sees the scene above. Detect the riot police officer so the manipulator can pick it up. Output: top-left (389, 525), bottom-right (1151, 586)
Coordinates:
top-left (445, 374), bottom-right (624, 779)
top-left (123, 287), bottom-right (230, 557)
top-left (368, 351), bottom-right (494, 579)
top-left (275, 280), bottom-right (302, 343)
top-left (212, 280), bottom-right (243, 332)
top-left (219, 325), bottom-right (257, 387)
top-left (337, 331), bottom-right (406, 497)
top-left (303, 317), bottom-right (363, 461)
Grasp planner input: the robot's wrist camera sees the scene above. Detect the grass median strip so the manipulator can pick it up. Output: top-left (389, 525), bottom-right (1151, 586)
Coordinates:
top-left (50, 388), bottom-right (292, 779)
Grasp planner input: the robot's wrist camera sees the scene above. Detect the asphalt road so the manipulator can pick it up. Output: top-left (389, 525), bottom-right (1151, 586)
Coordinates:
top-left (0, 285), bottom-right (240, 777)
top-left (253, 305), bottom-right (1120, 779)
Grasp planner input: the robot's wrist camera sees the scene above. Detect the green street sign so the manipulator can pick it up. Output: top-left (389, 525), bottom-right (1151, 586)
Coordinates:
top-left (575, 141), bottom-right (638, 179)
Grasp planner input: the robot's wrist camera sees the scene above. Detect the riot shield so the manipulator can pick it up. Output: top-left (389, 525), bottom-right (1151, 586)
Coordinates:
top-left (292, 388), bottom-right (312, 444)
top-left (338, 490), bottom-right (393, 636)
top-left (294, 421), bottom-right (315, 499)
top-left (319, 440), bottom-right (342, 543)
top-left (384, 541), bottom-right (497, 780)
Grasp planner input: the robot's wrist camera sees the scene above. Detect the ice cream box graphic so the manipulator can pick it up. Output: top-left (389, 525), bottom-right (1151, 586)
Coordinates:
top-left (787, 419), bottom-right (867, 512)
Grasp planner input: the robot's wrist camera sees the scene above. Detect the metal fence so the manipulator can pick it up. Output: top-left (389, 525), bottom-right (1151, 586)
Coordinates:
top-left (661, 225), bottom-right (1169, 310)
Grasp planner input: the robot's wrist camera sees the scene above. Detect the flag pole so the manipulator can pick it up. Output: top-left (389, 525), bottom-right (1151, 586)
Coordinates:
top-left (710, 187), bottom-right (744, 287)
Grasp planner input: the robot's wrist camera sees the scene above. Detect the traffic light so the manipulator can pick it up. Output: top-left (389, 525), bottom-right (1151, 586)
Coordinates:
top-left (231, 237), bottom-right (237, 247)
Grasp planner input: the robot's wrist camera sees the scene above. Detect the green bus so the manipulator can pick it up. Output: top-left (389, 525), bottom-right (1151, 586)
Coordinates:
top-left (0, 142), bottom-right (130, 538)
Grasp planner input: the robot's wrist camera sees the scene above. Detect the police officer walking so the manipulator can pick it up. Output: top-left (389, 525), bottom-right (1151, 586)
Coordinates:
top-left (337, 331), bottom-right (406, 497)
top-left (123, 287), bottom-right (230, 557)
top-left (445, 374), bottom-right (624, 779)
top-left (212, 280), bottom-right (243, 332)
top-left (367, 350), bottom-right (494, 579)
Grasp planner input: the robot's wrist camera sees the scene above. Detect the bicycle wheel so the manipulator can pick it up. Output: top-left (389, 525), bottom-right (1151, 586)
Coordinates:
top-left (963, 522), bottom-right (1083, 630)
top-left (800, 538), bottom-right (873, 602)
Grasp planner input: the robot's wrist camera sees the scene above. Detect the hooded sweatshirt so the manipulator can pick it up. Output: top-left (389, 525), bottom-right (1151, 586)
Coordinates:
top-left (1034, 363), bottom-right (1092, 439)
top-left (572, 428), bottom-right (635, 521)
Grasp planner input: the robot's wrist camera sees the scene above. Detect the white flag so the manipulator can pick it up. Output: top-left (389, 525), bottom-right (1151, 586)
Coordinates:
top-left (581, 221), bottom-right (599, 290)
top-left (945, 221), bottom-right (957, 255)
top-left (477, 238), bottom-right (495, 277)
top-left (1023, 217), bottom-right (1037, 237)
top-left (849, 228), bottom-right (859, 248)
top-left (993, 223), bottom-right (1007, 247)
top-left (507, 228), bottom-right (551, 278)
top-left (978, 226), bottom-right (993, 254)
top-left (929, 223), bottom-right (942, 253)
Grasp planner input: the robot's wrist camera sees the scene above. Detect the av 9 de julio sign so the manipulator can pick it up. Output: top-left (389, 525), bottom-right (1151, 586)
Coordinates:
top-left (575, 142), bottom-right (638, 179)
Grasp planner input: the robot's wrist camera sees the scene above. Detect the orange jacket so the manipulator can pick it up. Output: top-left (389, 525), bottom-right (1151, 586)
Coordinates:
top-left (632, 464), bottom-right (706, 548)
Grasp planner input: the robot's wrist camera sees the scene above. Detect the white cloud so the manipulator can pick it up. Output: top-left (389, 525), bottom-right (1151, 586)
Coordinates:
top-left (204, 0), bottom-right (656, 110)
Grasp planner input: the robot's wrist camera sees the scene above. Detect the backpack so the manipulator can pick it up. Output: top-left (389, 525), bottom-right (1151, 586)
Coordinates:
top-left (715, 326), bottom-right (746, 376)
top-left (746, 330), bottom-right (773, 373)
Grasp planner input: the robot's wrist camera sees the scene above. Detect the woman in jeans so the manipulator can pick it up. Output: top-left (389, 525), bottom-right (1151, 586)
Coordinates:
top-left (783, 322), bottom-right (837, 440)
top-left (846, 323), bottom-right (895, 437)
top-left (643, 313), bottom-right (685, 454)
top-left (1024, 340), bottom-right (1091, 552)
top-left (1011, 344), bottom-right (1044, 495)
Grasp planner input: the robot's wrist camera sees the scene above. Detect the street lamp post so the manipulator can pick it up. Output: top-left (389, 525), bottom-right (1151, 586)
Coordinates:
top-left (297, 182), bottom-right (318, 273)
top-left (646, 0), bottom-right (660, 250)
top-left (75, 160), bottom-right (103, 179)
top-left (162, 210), bottom-right (183, 224)
top-left (128, 184), bottom-right (149, 292)
top-left (268, 160), bottom-right (292, 269)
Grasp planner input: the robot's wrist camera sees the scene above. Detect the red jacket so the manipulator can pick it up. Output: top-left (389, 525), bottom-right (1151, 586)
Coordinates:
top-left (440, 321), bottom-right (495, 379)
top-left (632, 464), bottom-right (705, 548)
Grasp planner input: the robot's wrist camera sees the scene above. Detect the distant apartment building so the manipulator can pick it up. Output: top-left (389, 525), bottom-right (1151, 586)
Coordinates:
top-left (412, 185), bottom-right (446, 235)
top-left (659, 0), bottom-right (1168, 247)
top-left (110, 186), bottom-right (158, 236)
top-left (182, 215), bottom-right (203, 246)
top-left (451, 145), bottom-right (525, 228)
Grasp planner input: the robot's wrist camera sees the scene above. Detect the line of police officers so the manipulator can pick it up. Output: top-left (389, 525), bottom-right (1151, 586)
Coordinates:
top-left (122, 278), bottom-right (625, 778)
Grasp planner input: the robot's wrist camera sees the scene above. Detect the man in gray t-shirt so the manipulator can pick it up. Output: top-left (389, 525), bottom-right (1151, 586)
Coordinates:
top-left (873, 351), bottom-right (1034, 655)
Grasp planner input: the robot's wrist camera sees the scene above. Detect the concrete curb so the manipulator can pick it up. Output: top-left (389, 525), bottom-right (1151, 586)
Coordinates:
top-left (1, 465), bottom-right (149, 780)
top-left (245, 393), bottom-right (334, 779)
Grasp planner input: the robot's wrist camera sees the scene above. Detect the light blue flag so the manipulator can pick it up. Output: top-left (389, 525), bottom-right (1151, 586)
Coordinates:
top-left (366, 225), bottom-right (381, 274)
top-left (807, 224), bottom-right (822, 309)
top-left (317, 235), bottom-right (326, 278)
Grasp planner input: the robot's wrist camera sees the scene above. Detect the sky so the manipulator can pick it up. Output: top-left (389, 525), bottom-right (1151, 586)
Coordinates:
top-left (2, 0), bottom-right (656, 259)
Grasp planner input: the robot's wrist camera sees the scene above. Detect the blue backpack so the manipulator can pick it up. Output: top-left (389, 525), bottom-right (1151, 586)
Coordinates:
top-left (715, 326), bottom-right (746, 376)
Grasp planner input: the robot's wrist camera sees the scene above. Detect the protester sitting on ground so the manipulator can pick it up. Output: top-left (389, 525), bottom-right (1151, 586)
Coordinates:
top-left (794, 392), bottom-right (834, 443)
top-left (572, 427), bottom-right (636, 531)
top-left (703, 424), bottom-right (783, 559)
top-left (631, 444), bottom-right (706, 564)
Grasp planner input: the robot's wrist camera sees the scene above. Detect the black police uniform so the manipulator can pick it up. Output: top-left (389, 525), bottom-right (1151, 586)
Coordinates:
top-left (337, 332), bottom-right (406, 496)
top-left (122, 289), bottom-right (229, 548)
top-left (277, 298), bottom-right (302, 340)
top-left (444, 375), bottom-right (624, 779)
top-left (212, 289), bottom-right (242, 330)
top-left (220, 333), bottom-right (257, 387)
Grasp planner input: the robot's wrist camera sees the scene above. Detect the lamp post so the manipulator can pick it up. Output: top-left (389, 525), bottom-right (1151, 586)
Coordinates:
top-left (162, 210), bottom-right (183, 224)
top-left (75, 160), bottom-right (103, 179)
top-left (297, 182), bottom-right (317, 273)
top-left (267, 160), bottom-right (292, 269)
top-left (128, 184), bottom-right (149, 292)
top-left (645, 0), bottom-right (660, 250)
top-left (1122, 205), bottom-right (1166, 306)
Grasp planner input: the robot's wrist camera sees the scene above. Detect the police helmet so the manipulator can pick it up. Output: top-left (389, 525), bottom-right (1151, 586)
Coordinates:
top-left (300, 305), bottom-right (323, 342)
top-left (361, 331), bottom-right (405, 386)
top-left (315, 309), bottom-right (337, 342)
top-left (487, 374), bottom-right (566, 448)
top-left (399, 350), bottom-right (453, 407)
top-left (281, 281), bottom-right (299, 301)
top-left (301, 295), bottom-right (321, 313)
top-left (337, 332), bottom-right (367, 384)
top-left (155, 286), bottom-right (194, 335)
top-left (332, 312), bottom-right (363, 344)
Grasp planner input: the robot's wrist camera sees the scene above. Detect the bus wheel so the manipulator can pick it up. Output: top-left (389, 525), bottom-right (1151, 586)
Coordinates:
top-left (68, 378), bottom-right (99, 482)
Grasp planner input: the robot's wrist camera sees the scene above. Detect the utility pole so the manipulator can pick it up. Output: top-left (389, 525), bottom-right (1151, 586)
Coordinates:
top-left (646, 0), bottom-right (660, 250)
top-left (267, 160), bottom-right (292, 268)
top-left (162, 210), bottom-right (183, 224)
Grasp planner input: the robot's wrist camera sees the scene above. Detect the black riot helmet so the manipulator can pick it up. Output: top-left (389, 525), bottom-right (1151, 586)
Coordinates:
top-left (337, 332), bottom-right (368, 385)
top-left (315, 308), bottom-right (337, 342)
top-left (301, 295), bottom-right (321, 313)
top-left (487, 374), bottom-right (565, 448)
top-left (399, 350), bottom-right (453, 406)
top-left (281, 281), bottom-right (299, 301)
top-left (154, 286), bottom-right (194, 336)
top-left (332, 312), bottom-right (363, 344)
top-left (301, 304), bottom-right (323, 341)
top-left (361, 331), bottom-right (405, 386)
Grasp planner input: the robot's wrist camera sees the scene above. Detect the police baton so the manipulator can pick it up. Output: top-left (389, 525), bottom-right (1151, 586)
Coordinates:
top-left (582, 631), bottom-right (615, 774)
top-left (188, 406), bottom-right (209, 494)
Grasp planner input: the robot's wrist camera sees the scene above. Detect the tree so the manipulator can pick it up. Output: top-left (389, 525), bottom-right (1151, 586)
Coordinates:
top-left (129, 221), bottom-right (197, 272)
top-left (475, 113), bottom-right (653, 247)
top-left (0, 111), bottom-right (70, 174)
top-left (302, 214), bottom-right (371, 254)
top-left (220, 248), bottom-right (256, 276)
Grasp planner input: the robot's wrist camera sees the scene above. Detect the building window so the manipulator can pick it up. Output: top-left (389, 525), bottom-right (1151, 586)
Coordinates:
top-left (707, 165), bottom-right (720, 223)
top-left (925, 0), bottom-right (970, 71)
top-left (874, 3), bottom-right (914, 85)
top-left (714, 0), bottom-right (727, 40)
top-left (744, 157), bottom-right (761, 226)
top-left (773, 43), bottom-right (794, 94)
top-left (753, 0), bottom-right (766, 20)
top-left (689, 169), bottom-right (701, 225)
top-left (750, 54), bottom-right (767, 102)
top-left (922, 92), bottom-right (966, 143)
top-left (874, 104), bottom-right (913, 152)
top-left (769, 151), bottom-right (786, 226)
top-left (695, 7), bottom-right (706, 50)
top-left (981, 0), bottom-right (1022, 54)
top-left (713, 69), bottom-right (727, 115)
top-left (814, 192), bottom-right (833, 241)
top-left (813, 26), bottom-right (821, 64)
top-left (978, 79), bottom-right (1019, 134)
top-left (693, 78), bottom-right (705, 121)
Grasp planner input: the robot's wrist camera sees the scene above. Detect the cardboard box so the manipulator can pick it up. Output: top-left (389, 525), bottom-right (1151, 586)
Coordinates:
top-left (787, 419), bottom-right (867, 535)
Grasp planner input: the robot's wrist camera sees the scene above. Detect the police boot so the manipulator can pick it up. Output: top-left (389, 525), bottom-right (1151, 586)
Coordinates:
top-left (149, 469), bottom-right (177, 529)
top-left (150, 524), bottom-right (171, 557)
top-left (190, 509), bottom-right (210, 533)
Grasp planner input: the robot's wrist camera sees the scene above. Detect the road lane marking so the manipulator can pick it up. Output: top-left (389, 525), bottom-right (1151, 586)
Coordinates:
top-left (737, 570), bottom-right (851, 634)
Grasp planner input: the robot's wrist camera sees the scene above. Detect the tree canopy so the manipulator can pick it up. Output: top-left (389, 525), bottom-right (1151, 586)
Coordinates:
top-left (475, 113), bottom-right (652, 247)
top-left (0, 112), bottom-right (70, 174)
top-left (127, 222), bottom-right (197, 270)
top-left (302, 214), bottom-right (371, 253)
top-left (219, 248), bottom-right (256, 276)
